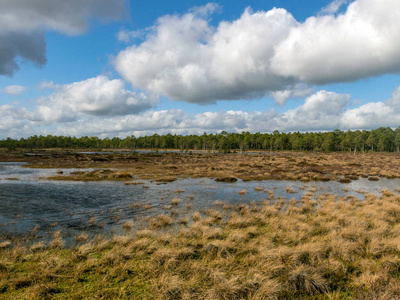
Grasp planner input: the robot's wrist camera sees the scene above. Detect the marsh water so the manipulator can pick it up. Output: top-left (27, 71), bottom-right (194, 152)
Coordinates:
top-left (1, 162), bottom-right (399, 242)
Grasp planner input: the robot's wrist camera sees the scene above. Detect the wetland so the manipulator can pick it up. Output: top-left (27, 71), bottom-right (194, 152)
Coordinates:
top-left (2, 150), bottom-right (400, 299)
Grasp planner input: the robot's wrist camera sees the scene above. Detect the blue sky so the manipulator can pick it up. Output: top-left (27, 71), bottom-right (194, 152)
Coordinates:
top-left (1, 0), bottom-right (400, 138)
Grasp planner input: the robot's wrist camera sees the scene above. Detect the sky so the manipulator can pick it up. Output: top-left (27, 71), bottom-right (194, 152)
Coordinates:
top-left (1, 0), bottom-right (400, 138)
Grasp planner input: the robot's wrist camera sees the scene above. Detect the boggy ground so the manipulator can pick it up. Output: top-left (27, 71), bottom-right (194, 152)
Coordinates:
top-left (2, 189), bottom-right (400, 299)
top-left (1, 149), bottom-right (400, 182)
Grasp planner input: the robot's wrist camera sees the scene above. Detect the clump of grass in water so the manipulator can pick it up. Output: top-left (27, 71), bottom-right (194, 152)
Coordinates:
top-left (286, 186), bottom-right (296, 193)
top-left (238, 189), bottom-right (247, 195)
top-left (171, 198), bottom-right (181, 205)
top-left (122, 220), bottom-right (133, 231)
top-left (265, 188), bottom-right (274, 199)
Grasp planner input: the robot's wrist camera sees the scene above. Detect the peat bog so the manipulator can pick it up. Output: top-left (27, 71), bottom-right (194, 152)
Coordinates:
top-left (2, 150), bottom-right (400, 299)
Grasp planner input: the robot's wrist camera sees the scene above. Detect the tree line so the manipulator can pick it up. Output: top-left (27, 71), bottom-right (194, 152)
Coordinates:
top-left (1, 127), bottom-right (400, 152)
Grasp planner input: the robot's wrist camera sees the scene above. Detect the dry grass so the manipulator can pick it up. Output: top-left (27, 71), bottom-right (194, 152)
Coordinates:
top-left (192, 211), bottom-right (201, 221)
top-left (148, 214), bottom-right (174, 229)
top-left (286, 186), bottom-right (297, 193)
top-left (0, 241), bottom-right (11, 249)
top-left (3, 190), bottom-right (400, 299)
top-left (74, 233), bottom-right (89, 242)
top-left (265, 189), bottom-right (274, 199)
top-left (122, 220), bottom-right (134, 231)
top-left (254, 186), bottom-right (263, 191)
top-left (171, 198), bottom-right (181, 205)
top-left (144, 204), bottom-right (152, 210)
top-left (18, 151), bottom-right (400, 183)
top-left (238, 189), bottom-right (248, 195)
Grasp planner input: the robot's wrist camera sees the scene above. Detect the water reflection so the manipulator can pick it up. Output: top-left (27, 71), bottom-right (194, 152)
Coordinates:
top-left (0, 163), bottom-right (398, 242)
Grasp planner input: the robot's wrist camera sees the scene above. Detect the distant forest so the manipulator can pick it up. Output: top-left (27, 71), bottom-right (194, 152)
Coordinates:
top-left (2, 127), bottom-right (400, 152)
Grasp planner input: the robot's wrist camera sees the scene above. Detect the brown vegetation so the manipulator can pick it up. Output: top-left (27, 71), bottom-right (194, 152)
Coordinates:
top-left (2, 190), bottom-right (400, 298)
top-left (2, 149), bottom-right (400, 298)
top-left (2, 150), bottom-right (400, 182)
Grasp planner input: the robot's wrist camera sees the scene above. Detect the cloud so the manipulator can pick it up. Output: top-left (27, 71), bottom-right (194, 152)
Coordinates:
top-left (31, 76), bottom-right (158, 123)
top-left (52, 109), bottom-right (261, 137)
top-left (2, 85), bottom-right (26, 95)
top-left (385, 86), bottom-right (400, 111)
top-left (270, 84), bottom-right (314, 106)
top-left (340, 86), bottom-right (400, 129)
top-left (37, 80), bottom-right (60, 90)
top-left (54, 110), bottom-right (187, 137)
top-left (189, 3), bottom-right (221, 16)
top-left (0, 32), bottom-right (47, 76)
top-left (0, 0), bottom-right (127, 35)
top-left (115, 1), bottom-right (400, 104)
top-left (0, 0), bottom-right (126, 76)
top-left (49, 88), bottom-right (400, 137)
top-left (278, 90), bottom-right (351, 131)
top-left (340, 102), bottom-right (398, 129)
top-left (114, 6), bottom-right (298, 103)
top-left (320, 0), bottom-right (349, 14)
top-left (0, 105), bottom-right (32, 137)
top-left (2, 87), bottom-right (400, 138)
top-left (271, 0), bottom-right (400, 84)
top-left (117, 30), bottom-right (146, 43)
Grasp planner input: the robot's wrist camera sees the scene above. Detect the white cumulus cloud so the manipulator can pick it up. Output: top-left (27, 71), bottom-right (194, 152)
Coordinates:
top-left (114, 6), bottom-right (298, 103)
top-left (115, 1), bottom-right (400, 104)
top-left (271, 0), bottom-right (400, 84)
top-left (278, 91), bottom-right (351, 131)
top-left (31, 76), bottom-right (158, 123)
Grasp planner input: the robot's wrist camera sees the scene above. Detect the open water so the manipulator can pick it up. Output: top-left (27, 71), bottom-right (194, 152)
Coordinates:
top-left (1, 162), bottom-right (399, 242)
